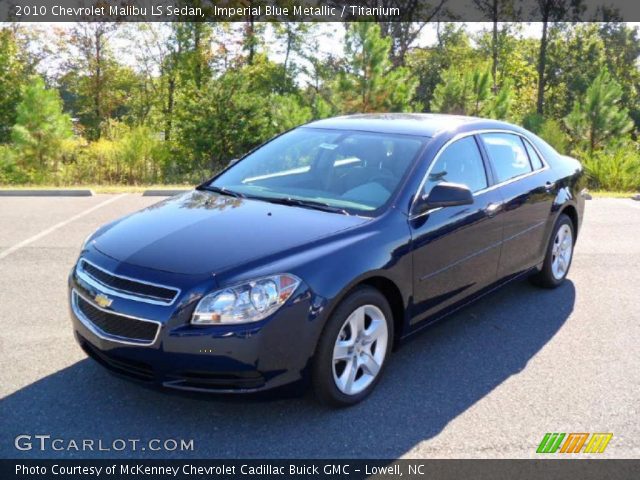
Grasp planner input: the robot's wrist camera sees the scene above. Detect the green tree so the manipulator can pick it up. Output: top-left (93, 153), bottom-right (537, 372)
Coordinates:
top-left (545, 24), bottom-right (606, 118)
top-left (274, 22), bottom-right (313, 93)
top-left (0, 28), bottom-right (33, 143)
top-left (407, 23), bottom-right (475, 111)
top-left (489, 80), bottom-right (514, 119)
top-left (430, 67), bottom-right (469, 114)
top-left (175, 55), bottom-right (311, 173)
top-left (432, 63), bottom-right (515, 119)
top-left (473, 0), bottom-right (518, 91)
top-left (62, 23), bottom-right (120, 139)
top-left (534, 0), bottom-right (584, 114)
top-left (336, 23), bottom-right (416, 113)
top-left (599, 22), bottom-right (640, 128)
top-left (564, 68), bottom-right (634, 153)
top-left (11, 76), bottom-right (73, 170)
top-left (375, 1), bottom-right (448, 67)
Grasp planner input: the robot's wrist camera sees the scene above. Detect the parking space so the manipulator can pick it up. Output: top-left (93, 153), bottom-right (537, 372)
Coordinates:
top-left (0, 195), bottom-right (638, 459)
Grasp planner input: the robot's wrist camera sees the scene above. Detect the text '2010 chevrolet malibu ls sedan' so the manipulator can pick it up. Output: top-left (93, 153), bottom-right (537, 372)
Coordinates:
top-left (69, 114), bottom-right (585, 406)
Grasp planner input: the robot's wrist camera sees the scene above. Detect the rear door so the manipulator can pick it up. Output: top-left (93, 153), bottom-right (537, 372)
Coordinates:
top-left (410, 135), bottom-right (504, 324)
top-left (478, 132), bottom-right (555, 278)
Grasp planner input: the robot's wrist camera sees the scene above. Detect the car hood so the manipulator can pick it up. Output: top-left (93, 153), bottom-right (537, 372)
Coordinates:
top-left (93, 190), bottom-right (370, 275)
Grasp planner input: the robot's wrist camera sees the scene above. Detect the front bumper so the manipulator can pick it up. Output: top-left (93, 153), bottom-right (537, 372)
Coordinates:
top-left (69, 251), bottom-right (324, 393)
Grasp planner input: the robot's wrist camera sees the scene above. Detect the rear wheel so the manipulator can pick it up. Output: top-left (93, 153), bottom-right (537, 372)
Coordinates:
top-left (312, 286), bottom-right (393, 407)
top-left (530, 214), bottom-right (575, 288)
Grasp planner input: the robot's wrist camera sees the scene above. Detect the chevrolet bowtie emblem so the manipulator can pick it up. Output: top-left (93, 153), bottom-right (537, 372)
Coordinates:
top-left (94, 293), bottom-right (113, 308)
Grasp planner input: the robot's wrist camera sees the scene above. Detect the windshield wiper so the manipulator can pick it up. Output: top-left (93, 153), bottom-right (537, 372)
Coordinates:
top-left (198, 185), bottom-right (245, 198)
top-left (256, 196), bottom-right (350, 215)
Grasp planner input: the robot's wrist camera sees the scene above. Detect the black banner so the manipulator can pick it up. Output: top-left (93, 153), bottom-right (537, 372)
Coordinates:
top-left (0, 0), bottom-right (639, 23)
top-left (2, 459), bottom-right (640, 480)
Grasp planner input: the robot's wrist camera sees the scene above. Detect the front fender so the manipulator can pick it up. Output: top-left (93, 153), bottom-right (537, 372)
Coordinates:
top-left (216, 209), bottom-right (413, 336)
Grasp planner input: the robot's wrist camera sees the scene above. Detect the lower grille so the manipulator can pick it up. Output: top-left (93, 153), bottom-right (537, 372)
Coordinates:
top-left (79, 337), bottom-right (155, 381)
top-left (164, 370), bottom-right (265, 391)
top-left (73, 291), bottom-right (160, 345)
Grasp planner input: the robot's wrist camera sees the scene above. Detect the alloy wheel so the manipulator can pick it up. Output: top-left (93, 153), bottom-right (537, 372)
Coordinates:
top-left (551, 224), bottom-right (573, 280)
top-left (332, 304), bottom-right (388, 396)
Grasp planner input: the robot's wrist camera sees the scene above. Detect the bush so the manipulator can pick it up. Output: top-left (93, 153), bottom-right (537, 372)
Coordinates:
top-left (0, 145), bottom-right (27, 183)
top-left (581, 143), bottom-right (640, 191)
top-left (1, 123), bottom-right (179, 185)
top-left (522, 112), bottom-right (544, 133)
top-left (538, 119), bottom-right (570, 154)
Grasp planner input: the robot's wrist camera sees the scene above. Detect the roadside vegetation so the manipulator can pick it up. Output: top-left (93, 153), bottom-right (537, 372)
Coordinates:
top-left (1, 17), bottom-right (639, 192)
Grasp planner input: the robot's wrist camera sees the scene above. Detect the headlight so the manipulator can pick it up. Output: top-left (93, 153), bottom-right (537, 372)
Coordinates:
top-left (191, 274), bottom-right (301, 325)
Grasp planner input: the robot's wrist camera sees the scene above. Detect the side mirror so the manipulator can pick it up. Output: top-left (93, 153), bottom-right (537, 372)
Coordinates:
top-left (227, 158), bottom-right (239, 167)
top-left (413, 182), bottom-right (474, 215)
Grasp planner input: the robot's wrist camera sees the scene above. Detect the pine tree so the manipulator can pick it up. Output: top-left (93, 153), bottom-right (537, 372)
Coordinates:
top-left (432, 66), bottom-right (498, 117)
top-left (489, 81), bottom-right (514, 119)
top-left (0, 28), bottom-right (31, 143)
top-left (337, 23), bottom-right (417, 113)
top-left (11, 76), bottom-right (73, 169)
top-left (430, 67), bottom-right (469, 115)
top-left (564, 68), bottom-right (634, 153)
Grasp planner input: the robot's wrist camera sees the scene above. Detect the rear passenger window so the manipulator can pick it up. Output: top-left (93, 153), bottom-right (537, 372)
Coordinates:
top-left (522, 137), bottom-right (544, 170)
top-left (481, 133), bottom-right (532, 183)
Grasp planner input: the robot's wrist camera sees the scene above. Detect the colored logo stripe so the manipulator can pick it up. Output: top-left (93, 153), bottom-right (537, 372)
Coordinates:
top-left (584, 433), bottom-right (613, 453)
top-left (537, 433), bottom-right (565, 453)
top-left (560, 433), bottom-right (589, 453)
top-left (537, 433), bottom-right (613, 454)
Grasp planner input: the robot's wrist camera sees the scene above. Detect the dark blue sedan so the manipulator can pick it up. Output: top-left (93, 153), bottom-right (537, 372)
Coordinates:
top-left (69, 114), bottom-right (585, 406)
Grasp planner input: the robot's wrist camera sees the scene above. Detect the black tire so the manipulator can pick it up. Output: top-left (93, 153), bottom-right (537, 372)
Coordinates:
top-left (530, 214), bottom-right (575, 289)
top-left (312, 286), bottom-right (394, 407)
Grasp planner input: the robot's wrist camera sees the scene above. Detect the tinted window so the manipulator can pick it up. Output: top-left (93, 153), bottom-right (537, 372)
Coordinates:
top-left (522, 137), bottom-right (544, 170)
top-left (424, 136), bottom-right (487, 194)
top-left (481, 133), bottom-right (532, 183)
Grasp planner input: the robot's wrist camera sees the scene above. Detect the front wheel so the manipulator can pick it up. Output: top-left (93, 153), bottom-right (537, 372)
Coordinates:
top-left (312, 287), bottom-right (393, 407)
top-left (530, 214), bottom-right (575, 288)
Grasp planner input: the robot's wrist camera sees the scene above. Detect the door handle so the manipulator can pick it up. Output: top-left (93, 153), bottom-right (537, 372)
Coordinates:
top-left (545, 181), bottom-right (556, 191)
top-left (485, 202), bottom-right (502, 217)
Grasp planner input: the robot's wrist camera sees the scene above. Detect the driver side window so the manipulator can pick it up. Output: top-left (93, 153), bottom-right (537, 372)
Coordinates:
top-left (425, 136), bottom-right (488, 195)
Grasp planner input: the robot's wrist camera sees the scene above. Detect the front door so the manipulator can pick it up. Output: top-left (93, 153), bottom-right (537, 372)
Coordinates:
top-left (410, 135), bottom-right (504, 325)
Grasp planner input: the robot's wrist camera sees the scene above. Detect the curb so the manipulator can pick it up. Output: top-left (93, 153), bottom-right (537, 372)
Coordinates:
top-left (0, 189), bottom-right (94, 197)
top-left (142, 189), bottom-right (191, 197)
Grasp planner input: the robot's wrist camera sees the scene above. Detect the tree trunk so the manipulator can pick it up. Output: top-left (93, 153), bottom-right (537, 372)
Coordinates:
top-left (247, 16), bottom-right (255, 65)
top-left (536, 17), bottom-right (549, 115)
top-left (94, 29), bottom-right (102, 139)
top-left (282, 27), bottom-right (292, 90)
top-left (194, 26), bottom-right (202, 90)
top-left (492, 1), bottom-right (498, 93)
top-left (165, 74), bottom-right (175, 142)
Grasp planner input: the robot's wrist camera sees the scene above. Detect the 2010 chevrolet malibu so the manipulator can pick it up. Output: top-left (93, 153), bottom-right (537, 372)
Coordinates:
top-left (69, 114), bottom-right (585, 406)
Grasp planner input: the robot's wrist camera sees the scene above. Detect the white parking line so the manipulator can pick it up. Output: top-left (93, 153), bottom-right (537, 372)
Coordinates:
top-left (0, 194), bottom-right (127, 261)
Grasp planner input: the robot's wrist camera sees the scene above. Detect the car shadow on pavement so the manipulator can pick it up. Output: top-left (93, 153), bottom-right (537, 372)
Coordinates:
top-left (0, 280), bottom-right (575, 459)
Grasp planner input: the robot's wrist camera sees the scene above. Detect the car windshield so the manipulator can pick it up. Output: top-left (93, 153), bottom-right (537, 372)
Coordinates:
top-left (207, 127), bottom-right (427, 214)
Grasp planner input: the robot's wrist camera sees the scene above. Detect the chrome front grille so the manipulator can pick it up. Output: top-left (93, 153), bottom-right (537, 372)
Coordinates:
top-left (76, 259), bottom-right (180, 305)
top-left (72, 290), bottom-right (161, 346)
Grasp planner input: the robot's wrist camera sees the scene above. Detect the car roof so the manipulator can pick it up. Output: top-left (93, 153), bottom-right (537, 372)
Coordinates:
top-left (303, 113), bottom-right (518, 137)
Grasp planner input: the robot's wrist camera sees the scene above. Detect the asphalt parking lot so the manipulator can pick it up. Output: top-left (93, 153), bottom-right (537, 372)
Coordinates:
top-left (0, 194), bottom-right (638, 459)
